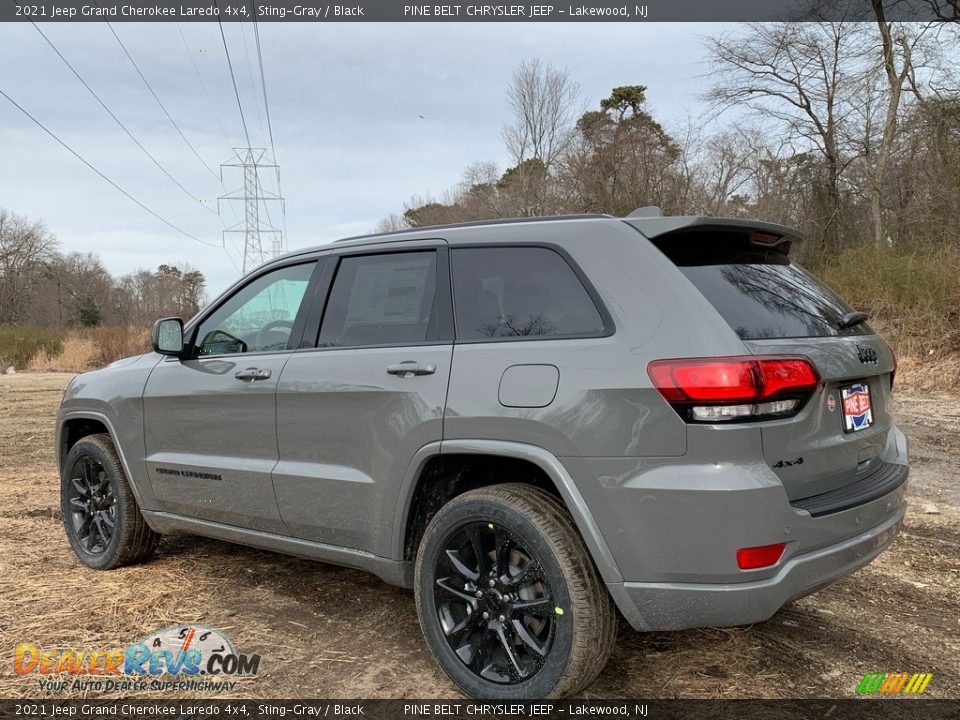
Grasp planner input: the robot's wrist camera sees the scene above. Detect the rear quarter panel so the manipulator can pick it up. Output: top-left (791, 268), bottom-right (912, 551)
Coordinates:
top-left (442, 219), bottom-right (748, 458)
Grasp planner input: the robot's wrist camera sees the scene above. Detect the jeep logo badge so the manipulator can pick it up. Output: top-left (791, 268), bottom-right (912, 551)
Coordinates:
top-left (857, 344), bottom-right (878, 364)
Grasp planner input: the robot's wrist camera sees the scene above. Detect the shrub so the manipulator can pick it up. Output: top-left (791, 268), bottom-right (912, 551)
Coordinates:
top-left (22, 325), bottom-right (153, 373)
top-left (0, 325), bottom-right (63, 370)
top-left (815, 242), bottom-right (960, 358)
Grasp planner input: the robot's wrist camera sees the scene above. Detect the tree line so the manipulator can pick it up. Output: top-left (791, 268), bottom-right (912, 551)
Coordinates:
top-left (0, 208), bottom-right (206, 328)
top-left (378, 20), bottom-right (960, 270)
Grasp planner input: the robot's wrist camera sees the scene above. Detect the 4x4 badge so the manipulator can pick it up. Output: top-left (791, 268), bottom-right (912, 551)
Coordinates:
top-left (857, 344), bottom-right (878, 364)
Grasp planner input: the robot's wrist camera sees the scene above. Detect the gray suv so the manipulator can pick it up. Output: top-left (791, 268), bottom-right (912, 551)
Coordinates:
top-left (57, 213), bottom-right (908, 698)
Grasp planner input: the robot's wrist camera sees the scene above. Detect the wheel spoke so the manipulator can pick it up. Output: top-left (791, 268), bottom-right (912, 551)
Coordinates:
top-left (69, 497), bottom-right (88, 512)
top-left (93, 515), bottom-right (110, 547)
top-left (504, 560), bottom-right (543, 588)
top-left (512, 619), bottom-right (548, 657)
top-left (83, 520), bottom-right (97, 549)
top-left (445, 609), bottom-right (480, 647)
top-left (465, 525), bottom-right (488, 576)
top-left (511, 596), bottom-right (552, 616)
top-left (435, 577), bottom-right (479, 606)
top-left (71, 478), bottom-right (88, 497)
top-left (82, 459), bottom-right (96, 488)
top-left (101, 513), bottom-right (116, 529)
top-left (494, 528), bottom-right (513, 577)
top-left (496, 623), bottom-right (527, 679)
top-left (466, 628), bottom-right (497, 673)
top-left (445, 548), bottom-right (479, 583)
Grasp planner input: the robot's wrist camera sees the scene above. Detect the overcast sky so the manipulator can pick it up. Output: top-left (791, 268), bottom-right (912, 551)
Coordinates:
top-left (0, 22), bottom-right (718, 296)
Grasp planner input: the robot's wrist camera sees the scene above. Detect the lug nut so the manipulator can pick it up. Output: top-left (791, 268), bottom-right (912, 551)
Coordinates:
top-left (482, 611), bottom-right (489, 619)
top-left (489, 579), bottom-right (496, 587)
top-left (498, 615), bottom-right (506, 623)
top-left (475, 590), bottom-right (483, 598)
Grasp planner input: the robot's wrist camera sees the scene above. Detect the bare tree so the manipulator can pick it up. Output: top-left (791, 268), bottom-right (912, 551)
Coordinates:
top-left (502, 59), bottom-right (580, 169)
top-left (501, 59), bottom-right (580, 215)
top-left (704, 22), bottom-right (874, 253)
top-left (0, 209), bottom-right (58, 324)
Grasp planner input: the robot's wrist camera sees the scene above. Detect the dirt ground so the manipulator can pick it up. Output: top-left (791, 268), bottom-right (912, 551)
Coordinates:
top-left (0, 372), bottom-right (957, 699)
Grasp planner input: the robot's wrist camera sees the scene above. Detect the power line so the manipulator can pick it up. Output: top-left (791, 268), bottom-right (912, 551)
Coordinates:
top-left (0, 86), bottom-right (221, 248)
top-left (25, 20), bottom-right (217, 216)
top-left (104, 21), bottom-right (221, 181)
top-left (252, 18), bottom-right (288, 245)
top-left (175, 22), bottom-right (231, 144)
top-left (240, 22), bottom-right (267, 145)
top-left (215, 8), bottom-right (252, 149)
top-left (173, 21), bottom-right (247, 254)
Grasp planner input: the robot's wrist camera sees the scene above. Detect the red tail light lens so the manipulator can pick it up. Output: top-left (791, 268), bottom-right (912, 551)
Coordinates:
top-left (647, 356), bottom-right (819, 422)
top-left (737, 542), bottom-right (786, 570)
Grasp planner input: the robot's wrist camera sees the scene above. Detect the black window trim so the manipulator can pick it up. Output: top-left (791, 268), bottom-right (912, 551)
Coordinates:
top-left (449, 242), bottom-right (616, 345)
top-left (175, 255), bottom-right (327, 361)
top-left (297, 242), bottom-right (455, 353)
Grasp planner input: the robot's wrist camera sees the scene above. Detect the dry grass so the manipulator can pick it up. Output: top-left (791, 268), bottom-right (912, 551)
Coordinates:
top-left (25, 326), bottom-right (152, 373)
top-left (818, 242), bottom-right (960, 361)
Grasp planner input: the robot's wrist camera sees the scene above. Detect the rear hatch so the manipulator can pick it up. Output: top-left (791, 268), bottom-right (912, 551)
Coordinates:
top-left (636, 219), bottom-right (896, 502)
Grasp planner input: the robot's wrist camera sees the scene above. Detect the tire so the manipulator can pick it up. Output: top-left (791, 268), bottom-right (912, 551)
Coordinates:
top-left (60, 433), bottom-right (159, 570)
top-left (414, 483), bottom-right (616, 699)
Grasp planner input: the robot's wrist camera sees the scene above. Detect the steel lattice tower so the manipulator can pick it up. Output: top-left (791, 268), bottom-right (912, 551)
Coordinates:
top-left (219, 148), bottom-right (285, 274)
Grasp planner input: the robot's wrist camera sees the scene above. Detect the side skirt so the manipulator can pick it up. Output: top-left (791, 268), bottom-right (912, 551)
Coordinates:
top-left (142, 510), bottom-right (413, 588)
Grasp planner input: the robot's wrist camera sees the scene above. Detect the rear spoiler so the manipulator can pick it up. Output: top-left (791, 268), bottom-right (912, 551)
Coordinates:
top-left (623, 216), bottom-right (805, 248)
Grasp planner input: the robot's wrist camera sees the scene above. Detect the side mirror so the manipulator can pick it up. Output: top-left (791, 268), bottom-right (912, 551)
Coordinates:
top-left (153, 317), bottom-right (184, 357)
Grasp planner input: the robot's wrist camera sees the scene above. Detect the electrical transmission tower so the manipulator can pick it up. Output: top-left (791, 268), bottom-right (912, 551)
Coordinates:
top-left (219, 148), bottom-right (285, 274)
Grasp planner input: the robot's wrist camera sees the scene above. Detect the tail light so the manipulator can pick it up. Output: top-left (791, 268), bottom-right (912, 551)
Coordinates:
top-left (647, 356), bottom-right (819, 423)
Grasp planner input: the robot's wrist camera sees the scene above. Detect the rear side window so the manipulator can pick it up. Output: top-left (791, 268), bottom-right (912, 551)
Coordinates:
top-left (318, 251), bottom-right (439, 347)
top-left (653, 231), bottom-right (869, 340)
top-left (451, 246), bottom-right (605, 340)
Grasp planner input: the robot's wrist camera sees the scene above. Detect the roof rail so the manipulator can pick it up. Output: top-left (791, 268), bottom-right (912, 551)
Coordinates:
top-left (332, 213), bottom-right (613, 243)
top-left (627, 206), bottom-right (663, 218)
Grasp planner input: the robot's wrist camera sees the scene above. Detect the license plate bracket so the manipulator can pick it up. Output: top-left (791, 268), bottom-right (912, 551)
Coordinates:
top-left (841, 382), bottom-right (873, 433)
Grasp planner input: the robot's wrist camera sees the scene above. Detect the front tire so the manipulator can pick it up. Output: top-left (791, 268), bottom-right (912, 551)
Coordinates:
top-left (61, 433), bottom-right (159, 570)
top-left (414, 484), bottom-right (616, 699)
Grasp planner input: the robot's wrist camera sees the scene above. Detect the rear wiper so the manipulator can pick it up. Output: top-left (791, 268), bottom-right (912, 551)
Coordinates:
top-left (838, 311), bottom-right (870, 330)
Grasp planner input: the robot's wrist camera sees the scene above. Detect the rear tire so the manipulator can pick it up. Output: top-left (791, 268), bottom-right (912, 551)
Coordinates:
top-left (414, 483), bottom-right (616, 699)
top-left (61, 433), bottom-right (159, 570)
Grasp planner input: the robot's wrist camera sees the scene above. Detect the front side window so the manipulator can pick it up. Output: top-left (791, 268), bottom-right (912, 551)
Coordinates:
top-left (318, 251), bottom-right (439, 347)
top-left (193, 262), bottom-right (315, 356)
top-left (451, 246), bottom-right (605, 340)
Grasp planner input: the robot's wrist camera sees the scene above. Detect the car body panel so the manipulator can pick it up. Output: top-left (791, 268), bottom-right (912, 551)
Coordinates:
top-left (141, 353), bottom-right (291, 533)
top-left (274, 344), bottom-right (453, 555)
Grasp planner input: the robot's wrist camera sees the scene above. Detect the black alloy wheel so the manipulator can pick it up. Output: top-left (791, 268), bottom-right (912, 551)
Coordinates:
top-left (61, 433), bottom-right (158, 569)
top-left (434, 521), bottom-right (556, 684)
top-left (66, 455), bottom-right (116, 554)
top-left (415, 483), bottom-right (616, 699)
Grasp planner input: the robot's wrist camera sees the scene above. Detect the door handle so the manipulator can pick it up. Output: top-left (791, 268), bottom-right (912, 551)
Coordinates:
top-left (386, 362), bottom-right (437, 378)
top-left (235, 367), bottom-right (272, 381)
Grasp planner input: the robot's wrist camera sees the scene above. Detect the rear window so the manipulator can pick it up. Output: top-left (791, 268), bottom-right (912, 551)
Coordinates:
top-left (653, 230), bottom-right (870, 340)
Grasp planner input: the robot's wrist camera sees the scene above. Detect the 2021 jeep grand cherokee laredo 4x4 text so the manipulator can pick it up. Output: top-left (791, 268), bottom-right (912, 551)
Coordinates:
top-left (57, 213), bottom-right (908, 698)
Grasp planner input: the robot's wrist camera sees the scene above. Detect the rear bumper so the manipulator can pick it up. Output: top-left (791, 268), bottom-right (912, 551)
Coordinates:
top-left (607, 486), bottom-right (906, 631)
top-left (560, 424), bottom-right (910, 631)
